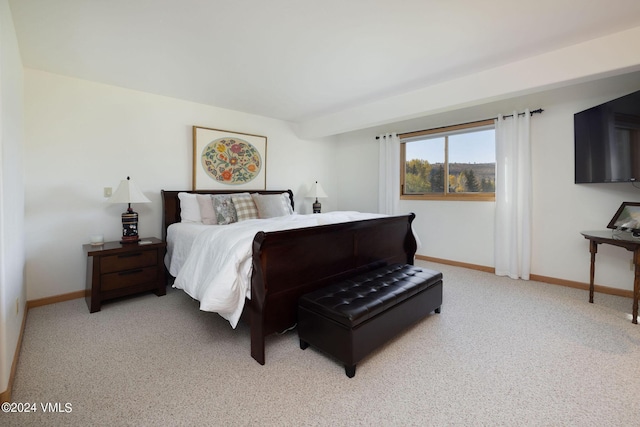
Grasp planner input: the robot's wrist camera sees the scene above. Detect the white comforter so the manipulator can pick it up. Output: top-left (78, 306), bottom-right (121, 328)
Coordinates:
top-left (170, 212), bottom-right (385, 328)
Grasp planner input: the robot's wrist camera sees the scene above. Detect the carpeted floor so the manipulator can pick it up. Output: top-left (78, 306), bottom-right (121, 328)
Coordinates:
top-left (3, 261), bottom-right (640, 426)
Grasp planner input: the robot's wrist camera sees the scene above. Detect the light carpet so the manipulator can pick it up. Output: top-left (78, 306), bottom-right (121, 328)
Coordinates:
top-left (3, 261), bottom-right (640, 426)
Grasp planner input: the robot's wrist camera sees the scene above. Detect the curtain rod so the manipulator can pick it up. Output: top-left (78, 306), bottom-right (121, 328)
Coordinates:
top-left (501, 108), bottom-right (544, 119)
top-left (376, 108), bottom-right (544, 139)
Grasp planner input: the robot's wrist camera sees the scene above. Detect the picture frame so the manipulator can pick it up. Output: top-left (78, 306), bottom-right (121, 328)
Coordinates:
top-left (192, 126), bottom-right (267, 190)
top-left (607, 201), bottom-right (640, 233)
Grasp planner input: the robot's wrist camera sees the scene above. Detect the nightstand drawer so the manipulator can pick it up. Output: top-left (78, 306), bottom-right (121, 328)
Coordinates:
top-left (100, 250), bottom-right (157, 273)
top-left (101, 266), bottom-right (158, 291)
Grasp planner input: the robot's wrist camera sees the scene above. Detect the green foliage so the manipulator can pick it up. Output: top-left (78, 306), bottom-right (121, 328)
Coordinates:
top-left (405, 160), bottom-right (495, 194)
top-left (405, 173), bottom-right (431, 193)
top-left (430, 165), bottom-right (445, 193)
top-left (464, 169), bottom-right (480, 192)
top-left (405, 159), bottom-right (432, 193)
top-left (481, 177), bottom-right (495, 192)
top-left (406, 159), bottom-right (430, 178)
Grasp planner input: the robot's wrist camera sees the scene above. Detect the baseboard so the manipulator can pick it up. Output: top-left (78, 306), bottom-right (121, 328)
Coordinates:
top-left (26, 290), bottom-right (86, 309)
top-left (0, 304), bottom-right (28, 403)
top-left (416, 255), bottom-right (634, 299)
top-left (416, 255), bottom-right (495, 274)
top-left (528, 273), bottom-right (633, 299)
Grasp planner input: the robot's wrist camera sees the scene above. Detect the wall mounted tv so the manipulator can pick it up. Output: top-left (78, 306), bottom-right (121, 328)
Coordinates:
top-left (574, 89), bottom-right (640, 183)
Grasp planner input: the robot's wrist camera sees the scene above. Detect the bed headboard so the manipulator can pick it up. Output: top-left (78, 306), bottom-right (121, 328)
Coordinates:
top-left (160, 189), bottom-right (294, 241)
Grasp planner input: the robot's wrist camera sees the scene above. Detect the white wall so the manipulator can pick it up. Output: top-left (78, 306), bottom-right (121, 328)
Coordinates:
top-left (336, 71), bottom-right (640, 292)
top-left (530, 75), bottom-right (640, 290)
top-left (24, 69), bottom-right (337, 300)
top-left (0, 0), bottom-right (25, 396)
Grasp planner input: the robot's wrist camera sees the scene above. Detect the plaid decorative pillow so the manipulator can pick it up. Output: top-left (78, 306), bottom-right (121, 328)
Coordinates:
top-left (231, 193), bottom-right (259, 221)
top-left (212, 194), bottom-right (238, 225)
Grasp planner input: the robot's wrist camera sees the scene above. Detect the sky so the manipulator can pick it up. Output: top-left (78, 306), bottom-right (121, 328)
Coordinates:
top-left (405, 128), bottom-right (495, 163)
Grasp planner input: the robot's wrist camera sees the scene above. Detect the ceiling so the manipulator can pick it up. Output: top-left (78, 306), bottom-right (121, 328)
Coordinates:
top-left (9, 0), bottom-right (640, 127)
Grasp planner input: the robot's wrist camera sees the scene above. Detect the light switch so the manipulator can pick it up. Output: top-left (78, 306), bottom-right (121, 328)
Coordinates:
top-left (104, 187), bottom-right (112, 198)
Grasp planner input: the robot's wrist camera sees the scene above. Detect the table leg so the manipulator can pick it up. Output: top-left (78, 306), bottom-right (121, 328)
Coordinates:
top-left (589, 241), bottom-right (598, 304)
top-left (633, 249), bottom-right (639, 324)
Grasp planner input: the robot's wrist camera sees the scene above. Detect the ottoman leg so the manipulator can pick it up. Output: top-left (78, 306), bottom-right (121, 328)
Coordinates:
top-left (435, 306), bottom-right (441, 314)
top-left (345, 364), bottom-right (356, 378)
top-left (300, 339), bottom-right (309, 350)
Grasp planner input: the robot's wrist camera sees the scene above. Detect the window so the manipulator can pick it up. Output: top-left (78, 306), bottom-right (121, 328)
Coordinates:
top-left (400, 120), bottom-right (495, 201)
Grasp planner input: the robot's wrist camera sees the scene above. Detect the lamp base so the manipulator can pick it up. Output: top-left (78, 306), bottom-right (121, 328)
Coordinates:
top-left (312, 199), bottom-right (321, 214)
top-left (120, 236), bottom-right (140, 244)
top-left (121, 208), bottom-right (140, 244)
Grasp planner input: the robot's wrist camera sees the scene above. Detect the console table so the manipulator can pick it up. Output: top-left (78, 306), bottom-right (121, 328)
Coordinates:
top-left (581, 230), bottom-right (640, 324)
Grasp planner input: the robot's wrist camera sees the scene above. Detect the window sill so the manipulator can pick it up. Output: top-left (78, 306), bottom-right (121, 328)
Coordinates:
top-left (401, 194), bottom-right (495, 202)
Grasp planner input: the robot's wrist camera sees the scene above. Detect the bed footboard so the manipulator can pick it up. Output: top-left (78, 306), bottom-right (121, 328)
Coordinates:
top-left (249, 213), bottom-right (416, 365)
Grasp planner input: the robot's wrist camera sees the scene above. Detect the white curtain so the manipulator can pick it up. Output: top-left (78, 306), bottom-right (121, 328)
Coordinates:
top-left (494, 110), bottom-right (532, 280)
top-left (378, 133), bottom-right (400, 215)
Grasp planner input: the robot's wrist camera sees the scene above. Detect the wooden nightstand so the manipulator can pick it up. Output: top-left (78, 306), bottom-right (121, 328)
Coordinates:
top-left (83, 237), bottom-right (167, 313)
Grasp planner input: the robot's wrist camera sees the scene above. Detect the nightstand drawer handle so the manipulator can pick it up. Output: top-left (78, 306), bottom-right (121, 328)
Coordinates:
top-left (118, 253), bottom-right (142, 259)
top-left (118, 269), bottom-right (143, 276)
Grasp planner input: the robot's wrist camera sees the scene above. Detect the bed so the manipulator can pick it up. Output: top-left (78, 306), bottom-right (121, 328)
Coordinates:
top-left (161, 189), bottom-right (418, 365)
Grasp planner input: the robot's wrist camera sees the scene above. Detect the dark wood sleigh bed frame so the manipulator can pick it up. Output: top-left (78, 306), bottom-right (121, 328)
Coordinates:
top-left (161, 189), bottom-right (417, 365)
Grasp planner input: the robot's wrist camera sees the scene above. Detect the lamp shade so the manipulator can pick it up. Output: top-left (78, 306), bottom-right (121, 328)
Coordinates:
top-left (108, 177), bottom-right (151, 204)
top-left (306, 181), bottom-right (328, 199)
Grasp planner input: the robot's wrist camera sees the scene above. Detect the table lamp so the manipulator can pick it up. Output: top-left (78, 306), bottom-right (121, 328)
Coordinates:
top-left (108, 176), bottom-right (151, 243)
top-left (306, 181), bottom-right (328, 213)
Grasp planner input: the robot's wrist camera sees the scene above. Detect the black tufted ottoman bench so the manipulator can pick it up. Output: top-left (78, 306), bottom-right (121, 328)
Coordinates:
top-left (298, 263), bottom-right (442, 377)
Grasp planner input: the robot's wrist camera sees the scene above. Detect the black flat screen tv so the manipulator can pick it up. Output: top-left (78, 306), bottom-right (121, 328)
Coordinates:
top-left (574, 89), bottom-right (640, 183)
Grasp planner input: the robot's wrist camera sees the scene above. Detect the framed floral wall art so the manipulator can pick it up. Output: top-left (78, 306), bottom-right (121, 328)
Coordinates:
top-left (192, 126), bottom-right (267, 190)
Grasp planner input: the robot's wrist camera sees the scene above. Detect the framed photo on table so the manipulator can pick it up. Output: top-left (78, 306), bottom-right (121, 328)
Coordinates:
top-left (607, 201), bottom-right (640, 234)
top-left (192, 126), bottom-right (267, 190)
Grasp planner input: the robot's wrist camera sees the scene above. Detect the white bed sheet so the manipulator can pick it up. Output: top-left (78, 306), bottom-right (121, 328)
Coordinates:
top-left (165, 222), bottom-right (215, 277)
top-left (167, 212), bottom-right (385, 328)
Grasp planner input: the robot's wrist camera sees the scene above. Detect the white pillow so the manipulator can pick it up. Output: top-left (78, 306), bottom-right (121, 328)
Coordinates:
top-left (252, 193), bottom-right (294, 218)
top-left (178, 192), bottom-right (202, 223)
top-left (280, 192), bottom-right (294, 214)
top-left (196, 194), bottom-right (217, 225)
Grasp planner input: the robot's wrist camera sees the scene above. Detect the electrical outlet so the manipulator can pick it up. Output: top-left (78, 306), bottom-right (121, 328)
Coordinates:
top-left (104, 187), bottom-right (112, 198)
top-left (15, 297), bottom-right (19, 314)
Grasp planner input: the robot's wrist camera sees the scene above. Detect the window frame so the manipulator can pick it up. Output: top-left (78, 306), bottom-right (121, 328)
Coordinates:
top-left (400, 119), bottom-right (496, 202)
